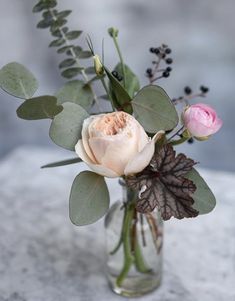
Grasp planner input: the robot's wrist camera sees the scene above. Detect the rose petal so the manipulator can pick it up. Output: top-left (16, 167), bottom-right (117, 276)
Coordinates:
top-left (75, 140), bottom-right (119, 178)
top-left (124, 130), bottom-right (165, 175)
top-left (89, 118), bottom-right (141, 175)
top-left (81, 116), bottom-right (98, 163)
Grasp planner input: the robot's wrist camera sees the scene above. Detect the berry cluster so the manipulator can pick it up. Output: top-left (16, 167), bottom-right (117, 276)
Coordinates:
top-left (146, 44), bottom-right (173, 82)
top-left (183, 85), bottom-right (209, 96)
top-left (112, 70), bottom-right (123, 82)
top-left (172, 85), bottom-right (210, 104)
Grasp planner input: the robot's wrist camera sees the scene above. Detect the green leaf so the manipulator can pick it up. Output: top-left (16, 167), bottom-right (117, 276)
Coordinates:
top-left (57, 45), bottom-right (72, 53)
top-left (16, 95), bottom-right (62, 120)
top-left (66, 46), bottom-right (82, 56)
top-left (132, 85), bottom-right (179, 133)
top-left (58, 58), bottom-right (76, 69)
top-left (55, 80), bottom-right (93, 109)
top-left (78, 51), bottom-right (92, 59)
top-left (69, 171), bottom-right (110, 226)
top-left (85, 67), bottom-right (96, 74)
top-left (37, 18), bottom-right (53, 28)
top-left (49, 38), bottom-right (66, 47)
top-left (186, 168), bottom-right (216, 215)
top-left (50, 19), bottom-right (67, 32)
top-left (66, 31), bottom-right (82, 40)
top-left (0, 62), bottom-right (38, 99)
top-left (114, 63), bottom-right (140, 98)
top-left (41, 157), bottom-right (81, 168)
top-left (61, 67), bottom-right (84, 79)
top-left (42, 10), bottom-right (53, 20)
top-left (32, 0), bottom-right (57, 13)
top-left (49, 102), bottom-right (89, 150)
top-left (52, 27), bottom-right (69, 38)
top-left (56, 10), bottom-right (72, 19)
top-left (104, 67), bottom-right (132, 113)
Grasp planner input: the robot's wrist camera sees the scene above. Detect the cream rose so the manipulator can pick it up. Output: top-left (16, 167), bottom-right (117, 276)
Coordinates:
top-left (75, 111), bottom-right (164, 178)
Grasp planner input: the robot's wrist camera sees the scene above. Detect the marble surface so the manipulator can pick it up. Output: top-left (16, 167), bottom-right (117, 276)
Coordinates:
top-left (0, 147), bottom-right (234, 301)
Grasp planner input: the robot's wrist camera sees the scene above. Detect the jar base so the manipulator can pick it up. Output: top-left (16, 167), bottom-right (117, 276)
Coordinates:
top-left (108, 274), bottom-right (162, 298)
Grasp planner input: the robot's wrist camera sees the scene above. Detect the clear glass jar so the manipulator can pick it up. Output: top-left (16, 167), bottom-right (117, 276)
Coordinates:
top-left (104, 181), bottom-right (163, 297)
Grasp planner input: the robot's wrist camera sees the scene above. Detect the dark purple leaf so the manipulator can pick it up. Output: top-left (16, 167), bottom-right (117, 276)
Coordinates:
top-left (126, 144), bottom-right (199, 220)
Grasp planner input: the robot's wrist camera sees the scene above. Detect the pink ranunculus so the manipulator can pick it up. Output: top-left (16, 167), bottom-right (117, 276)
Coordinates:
top-left (182, 103), bottom-right (222, 138)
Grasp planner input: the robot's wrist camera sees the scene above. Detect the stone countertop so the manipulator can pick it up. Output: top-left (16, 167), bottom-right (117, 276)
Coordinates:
top-left (0, 147), bottom-right (234, 301)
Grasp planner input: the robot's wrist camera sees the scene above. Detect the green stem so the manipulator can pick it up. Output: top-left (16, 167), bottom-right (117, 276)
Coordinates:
top-left (116, 204), bottom-right (134, 287)
top-left (100, 77), bottom-right (115, 111)
top-left (169, 136), bottom-right (188, 146)
top-left (112, 36), bottom-right (127, 88)
top-left (132, 210), bottom-right (151, 273)
top-left (134, 235), bottom-right (152, 273)
top-left (109, 206), bottom-right (126, 255)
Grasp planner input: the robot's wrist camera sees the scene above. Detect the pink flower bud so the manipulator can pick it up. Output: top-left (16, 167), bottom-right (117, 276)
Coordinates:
top-left (182, 103), bottom-right (222, 138)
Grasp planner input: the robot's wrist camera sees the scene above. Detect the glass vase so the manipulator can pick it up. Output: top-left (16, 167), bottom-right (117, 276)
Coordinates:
top-left (104, 180), bottom-right (163, 297)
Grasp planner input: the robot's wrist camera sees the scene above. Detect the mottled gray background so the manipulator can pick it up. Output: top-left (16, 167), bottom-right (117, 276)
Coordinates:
top-left (0, 0), bottom-right (234, 171)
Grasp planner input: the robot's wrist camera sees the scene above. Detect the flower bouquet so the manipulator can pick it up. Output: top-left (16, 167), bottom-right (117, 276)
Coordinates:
top-left (0, 0), bottom-right (222, 297)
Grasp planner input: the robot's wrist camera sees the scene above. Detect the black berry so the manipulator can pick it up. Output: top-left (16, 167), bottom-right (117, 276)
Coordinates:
top-left (154, 48), bottom-right (160, 54)
top-left (200, 85), bottom-right (209, 93)
top-left (165, 58), bottom-right (173, 64)
top-left (187, 138), bottom-right (194, 144)
top-left (150, 47), bottom-right (155, 53)
top-left (184, 86), bottom-right (192, 95)
top-left (166, 66), bottom-right (172, 72)
top-left (162, 71), bottom-right (170, 78)
top-left (146, 68), bottom-right (153, 77)
top-left (165, 48), bottom-right (172, 54)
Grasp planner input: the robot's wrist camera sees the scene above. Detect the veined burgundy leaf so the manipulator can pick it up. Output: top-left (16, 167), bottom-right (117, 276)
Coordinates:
top-left (126, 144), bottom-right (198, 220)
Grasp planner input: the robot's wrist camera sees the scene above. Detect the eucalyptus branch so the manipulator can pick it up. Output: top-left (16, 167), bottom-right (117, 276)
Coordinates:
top-left (48, 9), bottom-right (88, 82)
top-left (33, 0), bottom-right (101, 110)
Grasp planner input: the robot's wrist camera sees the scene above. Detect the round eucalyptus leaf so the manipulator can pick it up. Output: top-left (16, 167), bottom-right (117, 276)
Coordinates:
top-left (49, 38), bottom-right (66, 47)
top-left (66, 46), bottom-right (83, 56)
top-left (37, 18), bottom-right (53, 28)
top-left (69, 171), bottom-right (110, 226)
top-left (56, 10), bottom-right (72, 19)
top-left (17, 96), bottom-right (62, 120)
top-left (57, 45), bottom-right (72, 53)
top-left (186, 168), bottom-right (216, 214)
top-left (49, 102), bottom-right (89, 151)
top-left (61, 68), bottom-right (83, 79)
top-left (132, 85), bottom-right (179, 133)
top-left (78, 51), bottom-right (92, 59)
top-left (52, 27), bottom-right (69, 38)
top-left (59, 58), bottom-right (76, 69)
top-left (66, 30), bottom-right (82, 40)
top-left (32, 0), bottom-right (57, 13)
top-left (0, 62), bottom-right (38, 99)
top-left (55, 80), bottom-right (93, 109)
